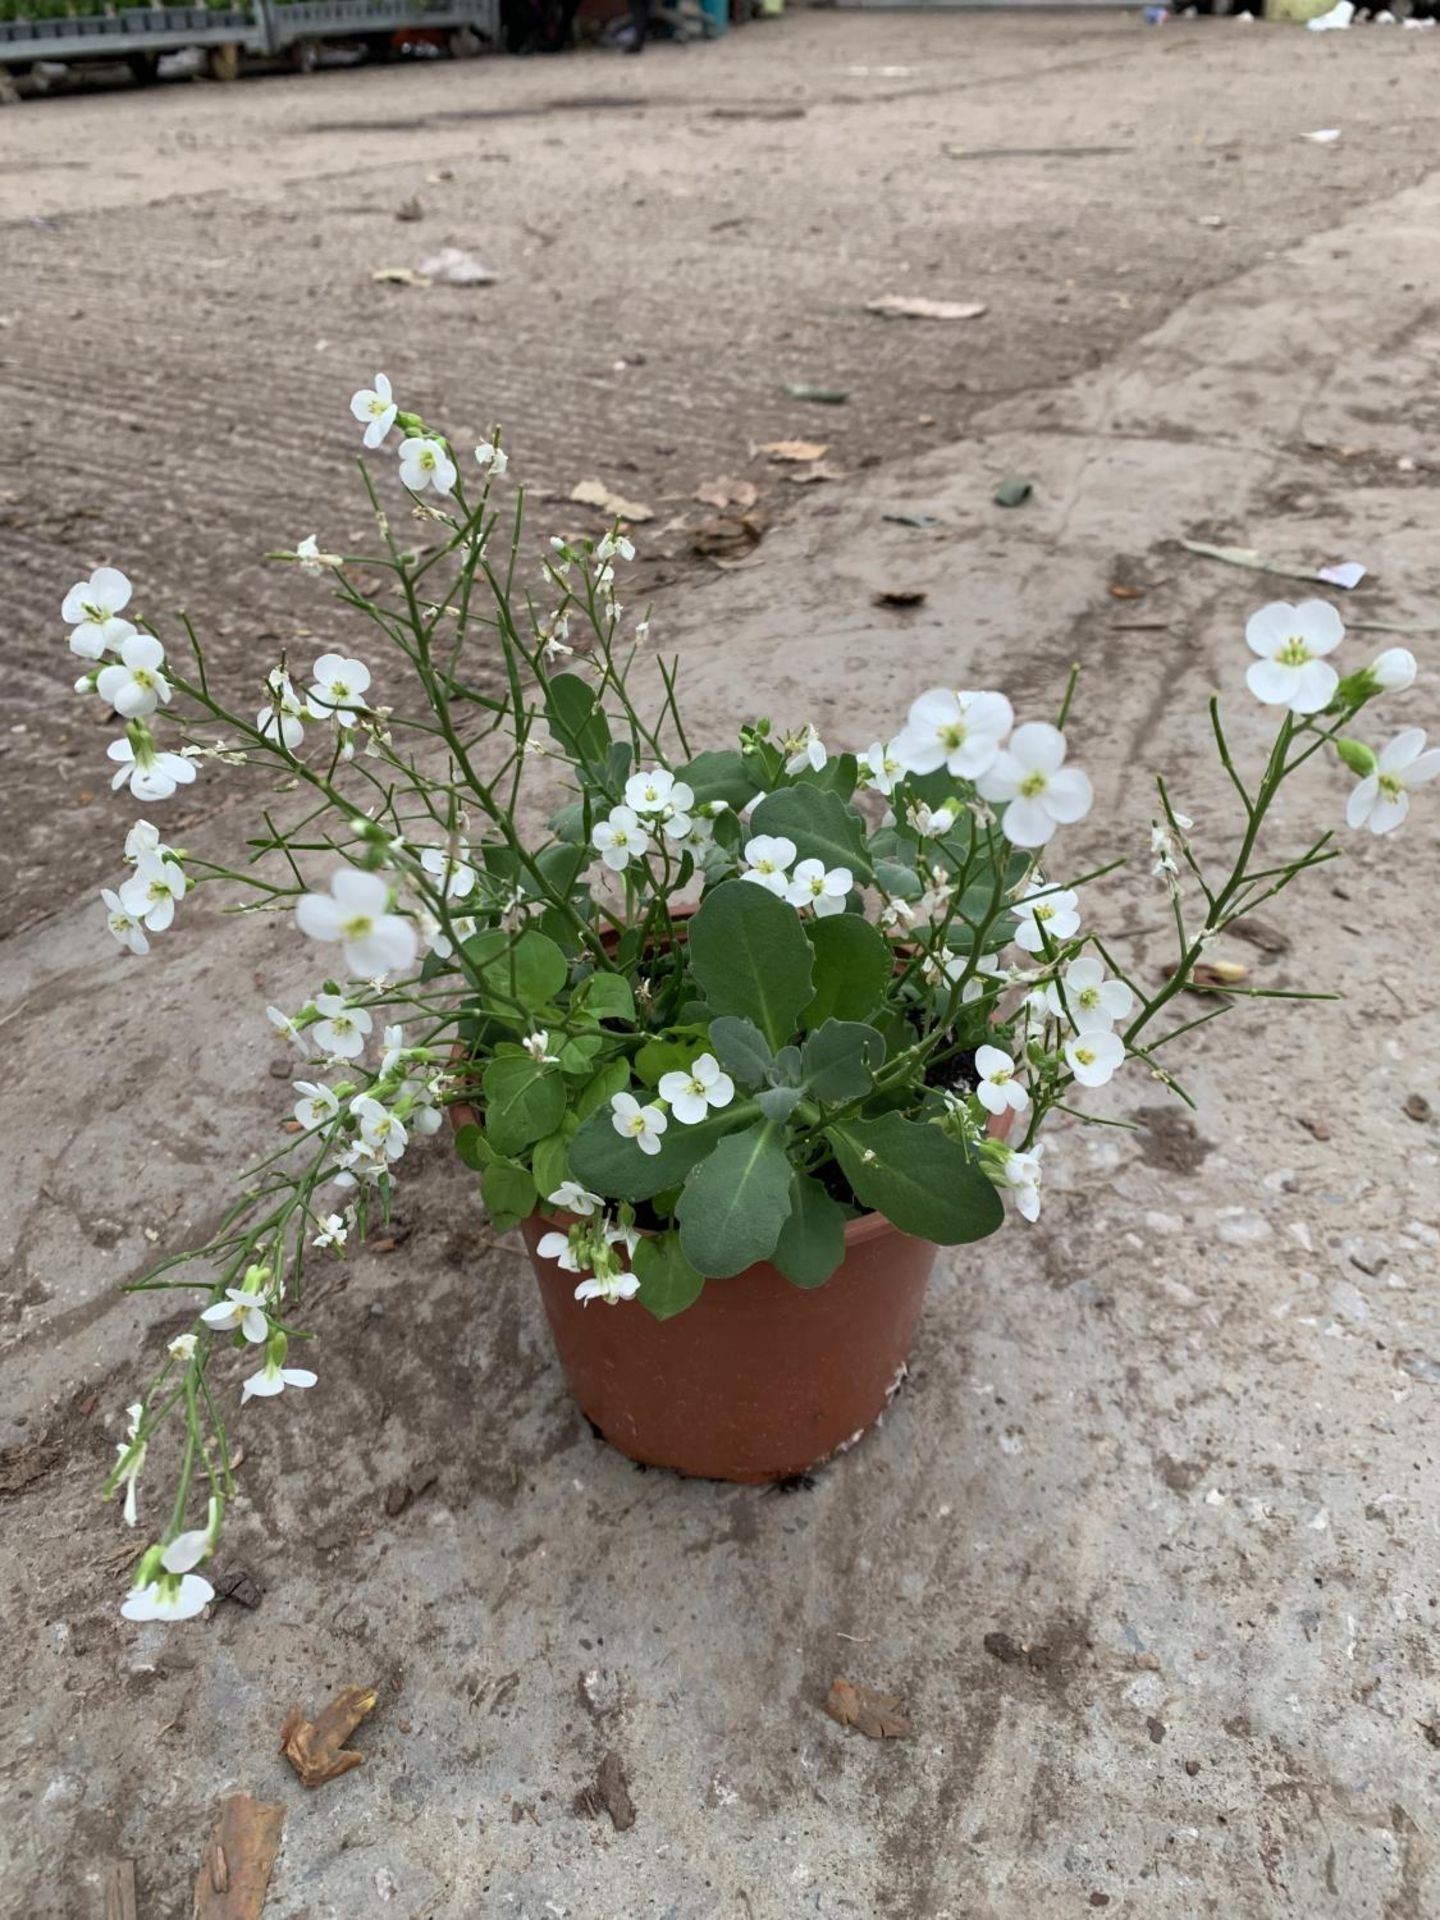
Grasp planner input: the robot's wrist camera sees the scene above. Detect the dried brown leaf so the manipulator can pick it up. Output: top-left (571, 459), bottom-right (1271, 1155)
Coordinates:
top-left (194, 1794), bottom-right (285, 1919)
top-left (756, 439), bottom-right (828, 463)
top-left (693, 476), bottom-right (758, 511)
top-left (864, 294), bottom-right (987, 322)
top-left (569, 478), bottom-right (654, 523)
top-left (691, 509), bottom-right (767, 559)
top-left (823, 1676), bottom-right (911, 1740)
top-left (573, 1748), bottom-right (636, 1830)
top-left (1229, 916), bottom-right (1290, 956)
top-left (279, 1685), bottom-right (378, 1789)
top-left (873, 588), bottom-right (927, 609)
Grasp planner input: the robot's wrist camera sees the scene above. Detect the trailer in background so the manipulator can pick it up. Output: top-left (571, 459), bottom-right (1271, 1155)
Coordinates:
top-left (0, 0), bottom-right (498, 90)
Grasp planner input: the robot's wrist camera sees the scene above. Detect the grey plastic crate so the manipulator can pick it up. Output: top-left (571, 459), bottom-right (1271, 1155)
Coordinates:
top-left (0, 4), bottom-right (262, 60)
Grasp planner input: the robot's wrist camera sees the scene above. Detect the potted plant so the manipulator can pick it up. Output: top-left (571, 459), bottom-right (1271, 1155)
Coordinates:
top-left (82, 379), bottom-right (1431, 1623)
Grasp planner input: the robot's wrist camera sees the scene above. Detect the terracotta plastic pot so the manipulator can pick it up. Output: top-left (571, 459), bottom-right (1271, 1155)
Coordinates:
top-left (515, 1207), bottom-right (940, 1482)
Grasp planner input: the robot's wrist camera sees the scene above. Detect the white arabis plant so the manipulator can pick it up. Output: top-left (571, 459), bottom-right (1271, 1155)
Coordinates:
top-left (86, 387), bottom-right (1422, 1623)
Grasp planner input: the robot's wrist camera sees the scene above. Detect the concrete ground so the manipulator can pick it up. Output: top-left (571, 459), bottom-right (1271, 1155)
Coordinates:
top-left (2, 11), bottom-right (1439, 1918)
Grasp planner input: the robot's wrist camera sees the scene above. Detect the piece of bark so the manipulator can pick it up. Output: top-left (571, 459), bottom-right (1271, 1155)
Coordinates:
top-left (193, 1794), bottom-right (285, 1918)
top-left (823, 1676), bottom-right (911, 1740)
top-left (104, 1860), bottom-right (137, 1920)
top-left (279, 1685), bottom-right (378, 1788)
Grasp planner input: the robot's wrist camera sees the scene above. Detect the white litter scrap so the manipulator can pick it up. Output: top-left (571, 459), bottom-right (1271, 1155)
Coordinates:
top-left (1306, 0), bottom-right (1352, 27)
top-left (1303, 129), bottom-right (1342, 144)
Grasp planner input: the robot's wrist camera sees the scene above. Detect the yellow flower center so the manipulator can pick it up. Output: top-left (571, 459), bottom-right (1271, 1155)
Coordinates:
top-left (1378, 773), bottom-right (1404, 800)
top-left (340, 914), bottom-right (374, 940)
top-left (1020, 771), bottom-right (1048, 799)
top-left (1277, 636), bottom-right (1312, 667)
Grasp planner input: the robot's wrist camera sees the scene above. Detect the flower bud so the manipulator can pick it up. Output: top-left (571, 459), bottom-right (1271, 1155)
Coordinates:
top-left (1368, 647), bottom-right (1417, 692)
top-left (1336, 737), bottom-right (1378, 778)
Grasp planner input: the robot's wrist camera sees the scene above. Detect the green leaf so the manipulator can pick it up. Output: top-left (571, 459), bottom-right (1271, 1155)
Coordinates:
top-left (802, 913), bottom-right (893, 1028)
top-left (576, 971), bottom-right (635, 1024)
top-left (480, 1056), bottom-right (566, 1157)
top-left (747, 786), bottom-right (873, 883)
top-left (575, 1057), bottom-right (630, 1120)
top-left (483, 1161), bottom-right (537, 1231)
top-left (452, 1122), bottom-right (491, 1173)
top-left (708, 1015), bottom-right (773, 1089)
top-left (569, 1100), bottom-right (756, 1203)
top-left (796, 751), bottom-right (859, 802)
top-left (555, 1032), bottom-right (603, 1076)
top-left (771, 1172), bottom-right (847, 1288)
top-left (550, 800), bottom-right (587, 846)
top-left (874, 859), bottom-right (922, 902)
top-left (679, 749), bottom-right (761, 813)
top-left (826, 1114), bottom-right (1003, 1245)
top-left (461, 928), bottom-right (569, 1012)
top-left (676, 1120), bottom-right (794, 1279)
top-left (634, 1035), bottom-right (702, 1088)
top-left (801, 1020), bottom-right (886, 1102)
top-left (530, 1129), bottom-right (573, 1202)
top-left (687, 880), bottom-right (814, 1049)
top-left (632, 1233), bottom-right (706, 1321)
top-left (535, 842), bottom-right (588, 903)
top-left (545, 672), bottom-right (610, 767)
top-left (756, 1086), bottom-right (803, 1122)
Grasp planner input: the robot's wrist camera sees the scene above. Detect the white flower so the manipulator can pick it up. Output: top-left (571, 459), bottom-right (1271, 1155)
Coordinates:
top-left (241, 1358), bottom-right (318, 1402)
top-left (311, 992), bottom-right (373, 1060)
top-left (549, 1181), bottom-right (602, 1215)
top-left (1046, 956), bottom-right (1134, 1032)
top-left (101, 887), bottom-right (149, 957)
top-left (977, 723), bottom-right (1094, 849)
top-left (307, 653), bottom-right (371, 720)
top-left (1244, 600), bottom-right (1344, 715)
top-left (201, 1286), bottom-right (270, 1344)
top-left (857, 740), bottom-right (903, 797)
top-left (625, 768), bottom-right (691, 816)
top-left (419, 842), bottom-right (477, 900)
top-left (167, 1333), bottom-right (197, 1362)
top-left (124, 820), bottom-right (167, 864)
top-left (475, 440), bottom-right (509, 478)
top-left (537, 1228), bottom-right (586, 1272)
top-left (295, 866), bottom-right (418, 977)
top-left (741, 834), bottom-right (796, 895)
top-left (610, 1091), bottom-right (668, 1155)
top-left (160, 1531), bottom-right (210, 1576)
top-left (575, 1271), bottom-right (642, 1306)
top-left (1365, 646), bottom-right (1416, 693)
top-left (1345, 727), bottom-right (1440, 835)
top-left (908, 801), bottom-right (957, 838)
top-left (257, 668), bottom-right (306, 752)
top-left (1012, 881), bottom-right (1080, 954)
top-left (784, 724), bottom-right (828, 775)
top-left (118, 850), bottom-right (186, 932)
top-left (596, 531), bottom-right (635, 564)
top-left (294, 1080), bottom-right (341, 1128)
top-left (313, 1212), bottom-right (349, 1250)
top-left (1064, 1028), bottom-right (1126, 1088)
top-left (351, 1093), bottom-right (408, 1162)
top-left (785, 858), bottom-right (852, 917)
top-left (974, 1044), bottom-right (1030, 1116)
top-left (120, 1573), bottom-right (214, 1622)
top-left (297, 534), bottom-right (324, 576)
top-left (96, 633), bottom-right (171, 719)
top-left (960, 950), bottom-right (1003, 1004)
top-left (657, 1053), bottom-right (735, 1126)
top-left (592, 806), bottom-right (651, 872)
top-left (267, 1003), bottom-right (308, 1051)
top-left (892, 688), bottom-right (1014, 780)
top-left (398, 435), bottom-right (457, 497)
top-left (380, 1024), bottom-right (408, 1075)
top-left (63, 566), bottom-right (134, 660)
top-left (107, 737), bottom-right (197, 802)
top-left (914, 867), bottom-right (954, 922)
top-left (114, 1403), bottom-right (146, 1527)
top-left (1001, 1143), bottom-right (1045, 1223)
top-left (350, 372), bottom-right (397, 449)
top-left (522, 1030), bottom-right (558, 1063)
